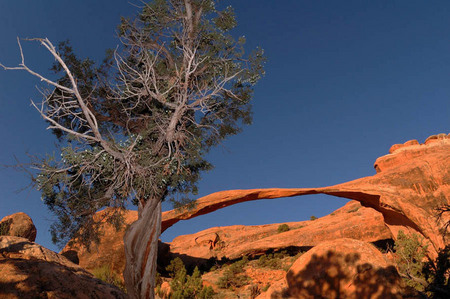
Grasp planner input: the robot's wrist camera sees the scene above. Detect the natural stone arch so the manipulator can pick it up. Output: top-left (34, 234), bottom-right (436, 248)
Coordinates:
top-left (161, 137), bottom-right (450, 257)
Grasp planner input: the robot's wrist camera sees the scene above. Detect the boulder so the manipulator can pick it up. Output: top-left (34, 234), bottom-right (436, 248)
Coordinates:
top-left (0, 236), bottom-right (126, 299)
top-left (0, 212), bottom-right (37, 242)
top-left (282, 238), bottom-right (414, 299)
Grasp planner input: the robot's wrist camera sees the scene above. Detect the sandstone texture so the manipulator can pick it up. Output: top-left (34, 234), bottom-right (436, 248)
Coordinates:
top-left (0, 212), bottom-right (37, 242)
top-left (282, 238), bottom-right (412, 299)
top-left (0, 236), bottom-right (126, 299)
top-left (169, 201), bottom-right (392, 261)
top-left (162, 134), bottom-right (450, 257)
top-left (61, 133), bottom-right (449, 297)
top-left (62, 208), bottom-right (137, 280)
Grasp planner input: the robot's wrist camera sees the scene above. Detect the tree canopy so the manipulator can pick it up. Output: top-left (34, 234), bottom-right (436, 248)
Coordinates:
top-left (2, 0), bottom-right (264, 250)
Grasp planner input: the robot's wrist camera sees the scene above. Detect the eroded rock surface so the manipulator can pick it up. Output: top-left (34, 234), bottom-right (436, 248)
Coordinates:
top-left (0, 213), bottom-right (37, 242)
top-left (62, 208), bottom-right (138, 280)
top-left (169, 201), bottom-right (392, 260)
top-left (0, 236), bottom-right (126, 299)
top-left (162, 134), bottom-right (450, 256)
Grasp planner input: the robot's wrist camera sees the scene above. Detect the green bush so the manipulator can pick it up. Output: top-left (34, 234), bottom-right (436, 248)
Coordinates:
top-left (262, 283), bottom-right (270, 292)
top-left (394, 230), bottom-right (428, 292)
top-left (277, 224), bottom-right (290, 233)
top-left (310, 215), bottom-right (318, 221)
top-left (346, 206), bottom-right (360, 213)
top-left (217, 257), bottom-right (250, 290)
top-left (257, 254), bottom-right (283, 269)
top-left (92, 265), bottom-right (125, 291)
top-left (165, 257), bottom-right (214, 299)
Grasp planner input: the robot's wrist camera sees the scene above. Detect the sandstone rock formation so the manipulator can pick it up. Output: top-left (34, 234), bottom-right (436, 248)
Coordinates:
top-left (62, 208), bottom-right (138, 280)
top-left (61, 134), bottom-right (448, 298)
top-left (62, 201), bottom-right (391, 279)
top-left (169, 201), bottom-right (392, 261)
top-left (281, 238), bottom-right (413, 298)
top-left (0, 212), bottom-right (37, 242)
top-left (161, 134), bottom-right (450, 257)
top-left (0, 236), bottom-right (126, 299)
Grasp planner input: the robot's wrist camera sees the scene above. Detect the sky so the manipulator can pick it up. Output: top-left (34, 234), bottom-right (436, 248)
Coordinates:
top-left (0, 0), bottom-right (449, 252)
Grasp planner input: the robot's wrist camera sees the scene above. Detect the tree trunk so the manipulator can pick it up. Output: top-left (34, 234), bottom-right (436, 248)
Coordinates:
top-left (123, 198), bottom-right (161, 299)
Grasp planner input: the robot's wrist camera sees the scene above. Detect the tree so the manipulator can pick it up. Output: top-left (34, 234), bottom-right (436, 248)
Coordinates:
top-left (0, 0), bottom-right (265, 297)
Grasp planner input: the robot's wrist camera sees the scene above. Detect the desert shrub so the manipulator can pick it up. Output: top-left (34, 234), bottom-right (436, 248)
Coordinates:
top-left (394, 230), bottom-right (428, 292)
top-left (347, 206), bottom-right (360, 213)
top-left (217, 256), bottom-right (250, 289)
top-left (257, 253), bottom-right (283, 269)
top-left (166, 257), bottom-right (214, 299)
top-left (310, 215), bottom-right (318, 221)
top-left (277, 224), bottom-right (290, 233)
top-left (249, 284), bottom-right (261, 298)
top-left (261, 283), bottom-right (270, 292)
top-left (92, 264), bottom-right (125, 291)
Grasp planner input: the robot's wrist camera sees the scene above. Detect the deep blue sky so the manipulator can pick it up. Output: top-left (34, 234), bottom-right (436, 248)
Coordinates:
top-left (0, 0), bottom-right (448, 252)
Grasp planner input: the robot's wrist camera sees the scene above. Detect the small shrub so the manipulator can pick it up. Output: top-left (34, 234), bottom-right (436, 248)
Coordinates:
top-left (257, 254), bottom-right (282, 269)
top-left (92, 265), bottom-right (125, 291)
top-left (262, 283), bottom-right (270, 292)
top-left (217, 257), bottom-right (250, 290)
top-left (347, 206), bottom-right (360, 213)
top-left (249, 284), bottom-right (261, 298)
top-left (165, 257), bottom-right (214, 299)
top-left (394, 230), bottom-right (428, 292)
top-left (277, 224), bottom-right (290, 233)
top-left (310, 215), bottom-right (318, 221)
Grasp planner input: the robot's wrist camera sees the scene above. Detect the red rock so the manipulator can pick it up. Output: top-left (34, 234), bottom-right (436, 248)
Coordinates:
top-left (162, 134), bottom-right (450, 257)
top-left (61, 208), bottom-right (137, 282)
top-left (64, 134), bottom-right (449, 290)
top-left (169, 201), bottom-right (392, 260)
top-left (0, 236), bottom-right (126, 299)
top-left (0, 212), bottom-right (37, 242)
top-left (282, 238), bottom-right (415, 299)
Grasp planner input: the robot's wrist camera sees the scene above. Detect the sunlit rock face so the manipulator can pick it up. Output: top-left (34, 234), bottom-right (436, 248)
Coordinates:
top-left (63, 133), bottom-right (449, 282)
top-left (168, 201), bottom-right (392, 262)
top-left (0, 212), bottom-right (37, 242)
top-left (61, 208), bottom-right (138, 282)
top-left (162, 133), bottom-right (450, 256)
top-left (0, 236), bottom-right (126, 299)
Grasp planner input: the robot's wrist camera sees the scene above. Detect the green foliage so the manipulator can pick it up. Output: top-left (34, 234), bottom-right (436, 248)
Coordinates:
top-left (310, 215), bottom-right (318, 221)
top-left (261, 284), bottom-right (270, 292)
top-left (257, 253), bottom-right (283, 270)
top-left (277, 224), bottom-right (290, 233)
top-left (346, 206), bottom-right (360, 213)
top-left (217, 256), bottom-right (250, 289)
top-left (394, 230), bottom-right (429, 292)
top-left (92, 265), bottom-right (126, 291)
top-left (30, 0), bottom-right (265, 249)
top-left (165, 258), bottom-right (214, 298)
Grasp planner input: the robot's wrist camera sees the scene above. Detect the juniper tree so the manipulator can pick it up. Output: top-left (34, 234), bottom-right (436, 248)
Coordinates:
top-left (1, 0), bottom-right (264, 297)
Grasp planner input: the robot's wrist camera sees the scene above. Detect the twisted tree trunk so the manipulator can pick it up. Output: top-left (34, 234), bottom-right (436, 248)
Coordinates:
top-left (123, 199), bottom-right (161, 299)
